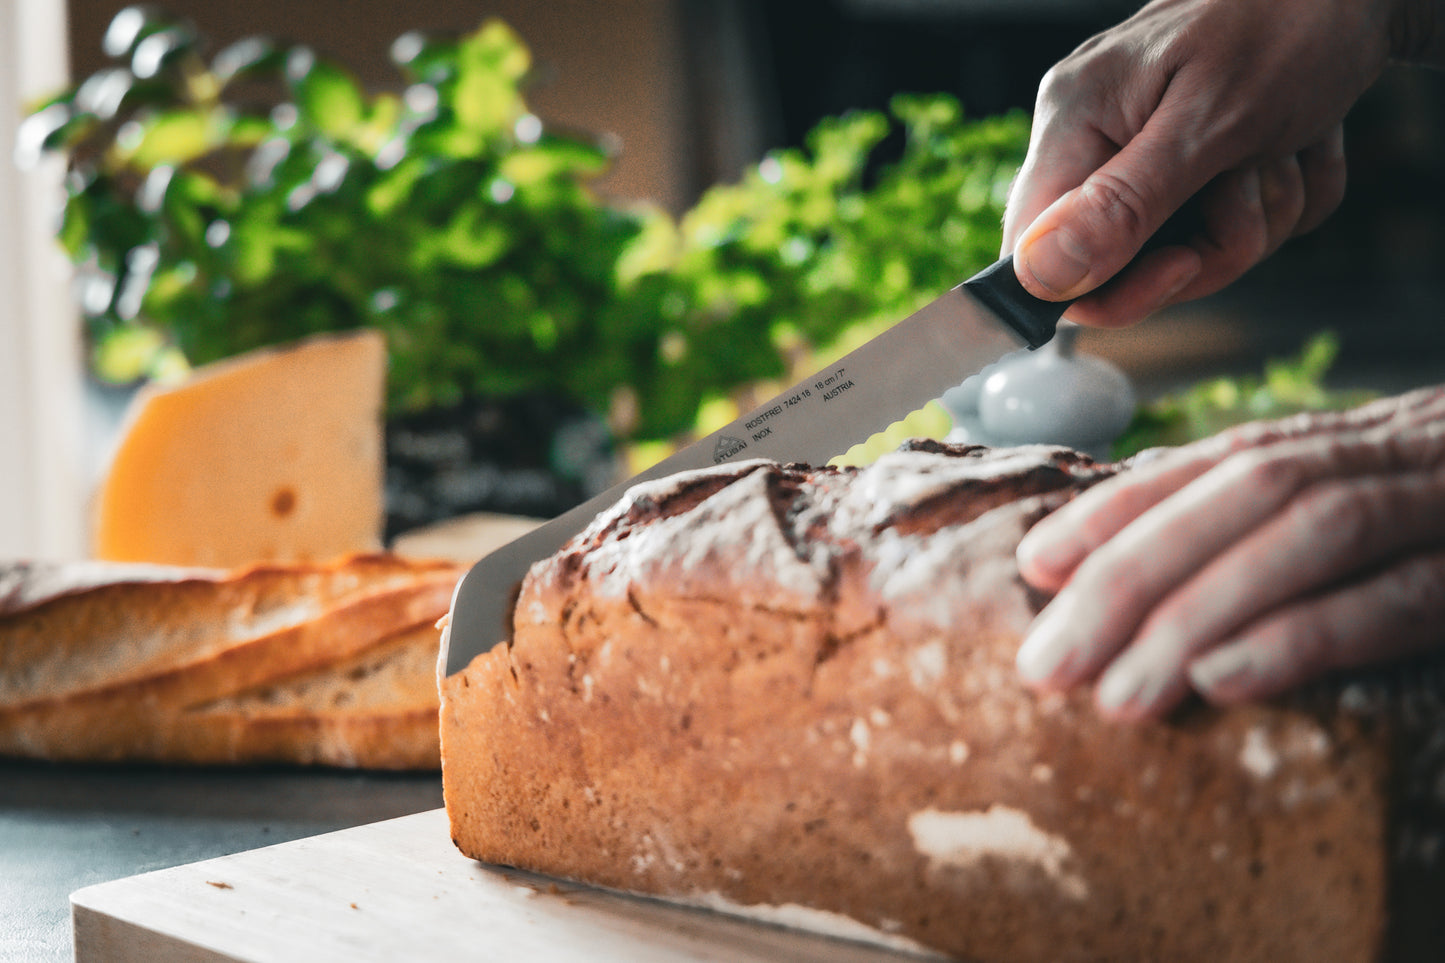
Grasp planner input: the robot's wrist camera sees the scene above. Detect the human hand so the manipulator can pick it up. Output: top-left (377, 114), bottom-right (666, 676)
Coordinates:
top-left (1013, 386), bottom-right (1445, 720)
top-left (1001, 0), bottom-right (1418, 327)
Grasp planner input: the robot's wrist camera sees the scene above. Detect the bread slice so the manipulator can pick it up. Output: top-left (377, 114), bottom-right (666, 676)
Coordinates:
top-left (0, 553), bottom-right (460, 768)
top-left (1, 554), bottom-right (457, 709)
top-left (61, 619), bottom-right (444, 769)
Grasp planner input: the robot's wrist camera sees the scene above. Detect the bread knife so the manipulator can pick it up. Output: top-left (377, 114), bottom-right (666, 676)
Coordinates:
top-left (442, 254), bottom-right (1069, 678)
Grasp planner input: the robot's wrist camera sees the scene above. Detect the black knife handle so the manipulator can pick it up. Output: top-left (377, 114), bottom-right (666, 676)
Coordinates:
top-left (968, 198), bottom-right (1207, 349)
top-left (962, 255), bottom-right (1073, 351)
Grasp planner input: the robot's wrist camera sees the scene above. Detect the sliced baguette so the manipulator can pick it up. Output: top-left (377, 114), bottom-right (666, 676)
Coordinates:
top-left (0, 553), bottom-right (461, 769)
top-left (174, 620), bottom-right (445, 769)
top-left (1, 618), bottom-right (444, 769)
top-left (0, 553), bottom-right (457, 709)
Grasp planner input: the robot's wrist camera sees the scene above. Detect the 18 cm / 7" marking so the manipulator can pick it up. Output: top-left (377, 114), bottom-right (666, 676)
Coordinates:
top-left (818, 367), bottom-right (854, 401)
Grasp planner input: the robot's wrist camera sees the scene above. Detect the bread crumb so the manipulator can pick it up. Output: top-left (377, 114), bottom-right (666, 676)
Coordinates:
top-left (907, 640), bottom-right (946, 688)
top-left (850, 718), bottom-right (870, 768)
top-left (1240, 726), bottom-right (1280, 780)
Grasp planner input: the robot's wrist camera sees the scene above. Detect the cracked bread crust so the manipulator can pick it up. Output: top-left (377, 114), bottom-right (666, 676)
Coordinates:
top-left (441, 442), bottom-right (1440, 962)
top-left (527, 441), bottom-right (1106, 638)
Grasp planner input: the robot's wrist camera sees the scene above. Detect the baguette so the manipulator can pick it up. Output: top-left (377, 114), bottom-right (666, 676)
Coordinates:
top-left (116, 619), bottom-right (442, 769)
top-left (1, 553), bottom-right (460, 768)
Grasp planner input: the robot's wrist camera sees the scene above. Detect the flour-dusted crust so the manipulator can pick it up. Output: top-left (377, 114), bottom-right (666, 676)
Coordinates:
top-left (0, 559), bottom-right (224, 619)
top-left (441, 442), bottom-right (1445, 962)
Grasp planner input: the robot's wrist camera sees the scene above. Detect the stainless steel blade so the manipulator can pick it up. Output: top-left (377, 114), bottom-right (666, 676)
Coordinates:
top-left (442, 260), bottom-right (1046, 677)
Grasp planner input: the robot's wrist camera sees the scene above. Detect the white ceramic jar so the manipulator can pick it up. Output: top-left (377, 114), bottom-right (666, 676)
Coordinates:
top-left (939, 323), bottom-right (1135, 459)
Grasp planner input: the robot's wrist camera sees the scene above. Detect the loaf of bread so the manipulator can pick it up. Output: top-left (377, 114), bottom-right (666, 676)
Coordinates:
top-left (441, 441), bottom-right (1445, 962)
top-left (1, 552), bottom-right (460, 769)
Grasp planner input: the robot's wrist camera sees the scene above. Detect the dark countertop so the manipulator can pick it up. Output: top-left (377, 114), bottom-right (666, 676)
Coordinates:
top-left (0, 761), bottom-right (442, 962)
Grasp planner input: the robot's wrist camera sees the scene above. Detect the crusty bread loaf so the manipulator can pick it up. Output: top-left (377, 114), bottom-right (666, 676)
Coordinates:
top-left (441, 442), bottom-right (1445, 962)
top-left (1, 552), bottom-right (460, 768)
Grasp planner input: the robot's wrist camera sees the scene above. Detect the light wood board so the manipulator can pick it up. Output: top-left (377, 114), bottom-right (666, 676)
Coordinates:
top-left (71, 808), bottom-right (926, 962)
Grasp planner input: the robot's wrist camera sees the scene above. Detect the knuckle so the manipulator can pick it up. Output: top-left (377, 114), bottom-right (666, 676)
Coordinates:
top-left (1289, 481), bottom-right (1372, 546)
top-left (1229, 447), bottom-right (1308, 497)
top-left (1384, 424), bottom-right (1445, 471)
top-left (1035, 58), bottom-right (1100, 118)
top-left (1393, 386), bottom-right (1445, 425)
top-left (1210, 105), bottom-right (1267, 154)
top-left (1080, 553), bottom-right (1151, 616)
top-left (1036, 62), bottom-right (1072, 102)
top-left (1261, 158), bottom-right (1306, 222)
top-left (1223, 171), bottom-right (1274, 265)
top-left (1263, 611), bottom-right (1344, 677)
top-left (1213, 420), bottom-right (1276, 454)
top-left (1267, 410), bottom-right (1329, 440)
top-left (1076, 170), bottom-right (1154, 244)
top-left (1142, 594), bottom-right (1211, 654)
top-left (1386, 552), bottom-right (1445, 619)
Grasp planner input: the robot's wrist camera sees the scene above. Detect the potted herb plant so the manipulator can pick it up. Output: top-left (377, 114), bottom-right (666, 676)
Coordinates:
top-left (19, 5), bottom-right (1028, 533)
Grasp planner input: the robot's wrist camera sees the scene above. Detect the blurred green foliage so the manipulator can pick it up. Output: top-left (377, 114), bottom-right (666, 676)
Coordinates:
top-left (21, 6), bottom-right (1027, 441)
top-left (1112, 331), bottom-right (1378, 458)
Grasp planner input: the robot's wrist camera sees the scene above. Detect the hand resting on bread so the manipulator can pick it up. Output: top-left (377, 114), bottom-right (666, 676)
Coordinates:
top-left (1015, 386), bottom-right (1445, 720)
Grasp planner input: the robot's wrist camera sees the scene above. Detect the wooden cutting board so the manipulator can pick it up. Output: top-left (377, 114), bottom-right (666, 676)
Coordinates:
top-left (70, 808), bottom-right (926, 962)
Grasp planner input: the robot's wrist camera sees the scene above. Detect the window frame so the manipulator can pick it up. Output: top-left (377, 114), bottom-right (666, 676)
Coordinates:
top-left (0, 0), bottom-right (86, 560)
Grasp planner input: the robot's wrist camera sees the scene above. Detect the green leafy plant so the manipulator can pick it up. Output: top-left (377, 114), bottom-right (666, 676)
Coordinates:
top-left (636, 96), bottom-right (1028, 435)
top-left (20, 6), bottom-right (1028, 442)
top-left (1112, 331), bottom-right (1378, 458)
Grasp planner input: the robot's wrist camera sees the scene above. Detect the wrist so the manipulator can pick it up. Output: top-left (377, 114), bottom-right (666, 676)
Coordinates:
top-left (1389, 0), bottom-right (1445, 65)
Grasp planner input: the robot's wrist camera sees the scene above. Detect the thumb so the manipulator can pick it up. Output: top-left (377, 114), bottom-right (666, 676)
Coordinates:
top-left (1013, 123), bottom-right (1208, 302)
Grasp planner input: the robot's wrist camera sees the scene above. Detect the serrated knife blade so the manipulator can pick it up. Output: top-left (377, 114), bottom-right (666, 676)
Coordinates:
top-left (441, 254), bottom-right (1068, 678)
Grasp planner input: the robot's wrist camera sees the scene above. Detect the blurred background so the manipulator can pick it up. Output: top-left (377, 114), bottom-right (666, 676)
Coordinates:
top-left (5, 0), bottom-right (1444, 558)
top-left (58, 0), bottom-right (1444, 389)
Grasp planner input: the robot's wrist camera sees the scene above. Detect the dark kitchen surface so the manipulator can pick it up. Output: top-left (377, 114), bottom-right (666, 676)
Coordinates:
top-left (0, 761), bottom-right (442, 963)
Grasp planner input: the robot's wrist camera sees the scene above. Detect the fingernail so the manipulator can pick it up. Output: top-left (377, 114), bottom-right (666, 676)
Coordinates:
top-left (1016, 594), bottom-right (1080, 685)
top-left (1095, 661), bottom-right (1147, 714)
top-left (1258, 159), bottom-right (1293, 212)
top-left (1019, 227), bottom-right (1091, 298)
top-left (1239, 167), bottom-right (1263, 213)
top-left (1016, 528), bottom-right (1076, 588)
top-left (1142, 258), bottom-right (1201, 317)
top-left (1165, 254), bottom-right (1201, 296)
top-left (1188, 644), bottom-right (1258, 699)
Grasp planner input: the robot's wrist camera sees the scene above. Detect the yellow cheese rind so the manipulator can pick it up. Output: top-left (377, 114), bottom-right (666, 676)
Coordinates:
top-left (93, 331), bottom-right (386, 567)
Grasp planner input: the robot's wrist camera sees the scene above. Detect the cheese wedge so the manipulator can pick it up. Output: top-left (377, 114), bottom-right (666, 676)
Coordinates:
top-left (93, 331), bottom-right (386, 567)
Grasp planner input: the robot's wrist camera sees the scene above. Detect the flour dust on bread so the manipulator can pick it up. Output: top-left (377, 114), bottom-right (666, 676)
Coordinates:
top-left (0, 552), bottom-right (460, 768)
top-left (441, 441), bottom-right (1445, 962)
